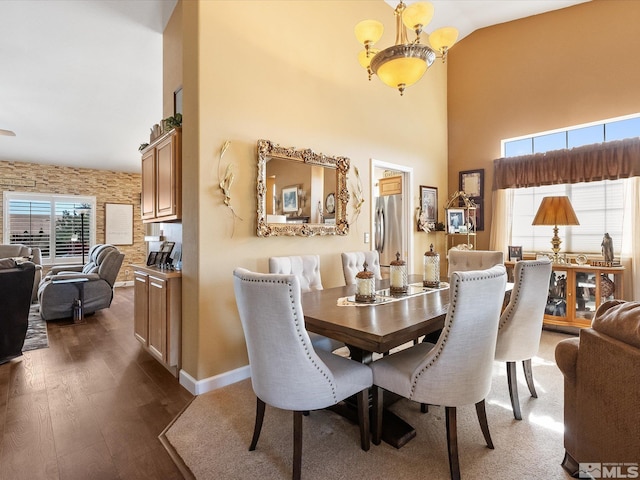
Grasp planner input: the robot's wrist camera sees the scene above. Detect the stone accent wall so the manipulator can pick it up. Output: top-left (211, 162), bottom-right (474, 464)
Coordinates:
top-left (0, 160), bottom-right (145, 284)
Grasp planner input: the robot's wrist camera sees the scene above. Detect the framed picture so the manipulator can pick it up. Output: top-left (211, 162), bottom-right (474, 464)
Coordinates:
top-left (471, 197), bottom-right (484, 231)
top-left (419, 185), bottom-right (438, 225)
top-left (174, 87), bottom-right (183, 116)
top-left (447, 208), bottom-right (465, 233)
top-left (459, 169), bottom-right (484, 198)
top-left (105, 203), bottom-right (133, 245)
top-left (325, 193), bottom-right (335, 214)
top-left (146, 251), bottom-right (159, 266)
top-left (508, 246), bottom-right (523, 261)
top-left (161, 241), bottom-right (175, 255)
top-left (282, 185), bottom-right (299, 213)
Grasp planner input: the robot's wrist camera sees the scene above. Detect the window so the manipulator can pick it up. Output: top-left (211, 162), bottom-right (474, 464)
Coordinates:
top-left (3, 192), bottom-right (96, 264)
top-left (503, 114), bottom-right (639, 255)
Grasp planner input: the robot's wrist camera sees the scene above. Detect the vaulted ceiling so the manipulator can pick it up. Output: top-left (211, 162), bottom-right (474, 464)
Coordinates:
top-left (0, 0), bottom-right (588, 173)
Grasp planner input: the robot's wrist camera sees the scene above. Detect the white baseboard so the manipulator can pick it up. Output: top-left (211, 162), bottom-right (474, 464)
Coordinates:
top-left (114, 280), bottom-right (133, 287)
top-left (179, 364), bottom-right (251, 395)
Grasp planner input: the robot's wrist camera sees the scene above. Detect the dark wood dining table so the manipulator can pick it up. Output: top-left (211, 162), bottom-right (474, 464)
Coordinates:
top-left (301, 274), bottom-right (450, 448)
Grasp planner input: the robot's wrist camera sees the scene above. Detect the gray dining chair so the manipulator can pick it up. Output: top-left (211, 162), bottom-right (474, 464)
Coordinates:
top-left (495, 259), bottom-right (552, 420)
top-left (447, 249), bottom-right (504, 277)
top-left (269, 255), bottom-right (343, 353)
top-left (371, 265), bottom-right (507, 480)
top-left (233, 268), bottom-right (372, 480)
top-left (341, 250), bottom-right (382, 286)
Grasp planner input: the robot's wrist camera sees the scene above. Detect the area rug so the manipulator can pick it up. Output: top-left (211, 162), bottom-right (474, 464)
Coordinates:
top-left (161, 330), bottom-right (575, 480)
top-left (23, 304), bottom-right (49, 352)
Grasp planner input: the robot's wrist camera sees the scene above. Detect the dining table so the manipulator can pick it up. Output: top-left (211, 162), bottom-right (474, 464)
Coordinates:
top-left (301, 274), bottom-right (450, 448)
top-left (302, 273), bottom-right (513, 449)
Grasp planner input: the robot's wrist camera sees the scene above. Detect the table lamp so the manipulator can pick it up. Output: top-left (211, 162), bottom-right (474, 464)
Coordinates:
top-left (532, 196), bottom-right (579, 262)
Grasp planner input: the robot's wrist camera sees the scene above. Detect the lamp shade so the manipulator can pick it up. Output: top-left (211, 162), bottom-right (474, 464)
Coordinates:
top-left (358, 49), bottom-right (379, 69)
top-left (371, 44), bottom-right (435, 92)
top-left (532, 196), bottom-right (579, 226)
top-left (402, 1), bottom-right (434, 32)
top-left (354, 20), bottom-right (384, 46)
top-left (429, 26), bottom-right (459, 53)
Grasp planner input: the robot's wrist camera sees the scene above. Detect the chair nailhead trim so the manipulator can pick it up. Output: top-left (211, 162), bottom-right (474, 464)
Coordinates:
top-left (240, 273), bottom-right (338, 403)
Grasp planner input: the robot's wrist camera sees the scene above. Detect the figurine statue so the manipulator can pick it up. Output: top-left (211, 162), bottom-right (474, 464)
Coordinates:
top-left (601, 233), bottom-right (614, 263)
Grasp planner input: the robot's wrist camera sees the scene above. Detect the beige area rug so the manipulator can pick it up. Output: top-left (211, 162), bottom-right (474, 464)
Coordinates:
top-left (162, 331), bottom-right (574, 480)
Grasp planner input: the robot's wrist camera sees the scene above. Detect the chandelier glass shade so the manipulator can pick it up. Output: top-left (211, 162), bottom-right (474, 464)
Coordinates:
top-left (354, 1), bottom-right (458, 95)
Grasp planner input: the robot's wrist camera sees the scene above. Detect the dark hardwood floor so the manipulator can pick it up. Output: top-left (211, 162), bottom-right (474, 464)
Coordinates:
top-left (0, 287), bottom-right (194, 480)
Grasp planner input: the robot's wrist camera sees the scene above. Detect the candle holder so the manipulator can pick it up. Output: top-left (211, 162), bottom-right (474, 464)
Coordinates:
top-left (423, 243), bottom-right (440, 288)
top-left (355, 262), bottom-right (376, 303)
top-left (390, 252), bottom-right (408, 295)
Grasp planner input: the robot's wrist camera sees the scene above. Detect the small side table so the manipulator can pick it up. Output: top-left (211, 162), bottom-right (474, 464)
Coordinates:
top-left (51, 277), bottom-right (89, 324)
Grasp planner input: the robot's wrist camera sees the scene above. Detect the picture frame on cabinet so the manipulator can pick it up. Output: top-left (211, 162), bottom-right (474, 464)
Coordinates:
top-left (174, 87), bottom-right (183, 116)
top-left (447, 208), bottom-right (465, 233)
top-left (508, 246), bottom-right (523, 261)
top-left (147, 251), bottom-right (159, 266)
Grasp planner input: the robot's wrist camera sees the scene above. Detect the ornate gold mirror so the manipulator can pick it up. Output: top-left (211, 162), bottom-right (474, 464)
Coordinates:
top-left (256, 139), bottom-right (350, 237)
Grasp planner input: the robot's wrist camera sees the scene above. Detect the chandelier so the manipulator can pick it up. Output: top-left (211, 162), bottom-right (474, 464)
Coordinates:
top-left (355, 1), bottom-right (458, 96)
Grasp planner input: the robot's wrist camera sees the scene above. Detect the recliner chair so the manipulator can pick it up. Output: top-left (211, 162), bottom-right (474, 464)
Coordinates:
top-left (38, 244), bottom-right (124, 321)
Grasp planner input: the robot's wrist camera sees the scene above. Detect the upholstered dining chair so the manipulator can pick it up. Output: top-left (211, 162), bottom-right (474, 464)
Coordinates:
top-left (371, 265), bottom-right (507, 480)
top-left (233, 268), bottom-right (373, 480)
top-left (341, 250), bottom-right (382, 286)
top-left (269, 255), bottom-right (343, 353)
top-left (494, 259), bottom-right (552, 420)
top-left (447, 249), bottom-right (504, 277)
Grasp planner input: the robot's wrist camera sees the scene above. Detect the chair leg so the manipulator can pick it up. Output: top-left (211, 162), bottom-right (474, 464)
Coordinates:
top-left (522, 358), bottom-right (538, 398)
top-left (506, 361), bottom-right (522, 420)
top-left (421, 403), bottom-right (429, 413)
top-left (249, 397), bottom-right (266, 451)
top-left (371, 385), bottom-right (383, 446)
top-left (445, 406), bottom-right (461, 480)
top-left (356, 389), bottom-right (370, 451)
top-left (475, 400), bottom-right (494, 449)
top-left (293, 411), bottom-right (303, 480)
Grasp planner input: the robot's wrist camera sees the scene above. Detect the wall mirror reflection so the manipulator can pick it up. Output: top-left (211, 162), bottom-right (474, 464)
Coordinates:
top-left (256, 139), bottom-right (349, 237)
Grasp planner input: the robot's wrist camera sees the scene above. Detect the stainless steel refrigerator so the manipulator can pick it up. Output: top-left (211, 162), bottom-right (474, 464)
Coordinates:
top-left (374, 193), bottom-right (404, 267)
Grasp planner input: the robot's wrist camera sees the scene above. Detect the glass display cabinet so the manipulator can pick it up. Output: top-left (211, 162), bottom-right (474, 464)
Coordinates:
top-left (507, 262), bottom-right (625, 328)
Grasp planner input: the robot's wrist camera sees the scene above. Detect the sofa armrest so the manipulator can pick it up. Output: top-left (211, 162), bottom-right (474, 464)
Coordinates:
top-left (48, 264), bottom-right (84, 275)
top-left (555, 337), bottom-right (579, 383)
top-left (50, 272), bottom-right (100, 282)
top-left (30, 247), bottom-right (42, 266)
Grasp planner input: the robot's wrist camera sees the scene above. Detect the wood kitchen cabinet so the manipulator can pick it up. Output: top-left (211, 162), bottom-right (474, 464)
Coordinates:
top-left (141, 127), bottom-right (181, 223)
top-left (378, 175), bottom-right (402, 196)
top-left (506, 261), bottom-right (625, 328)
top-left (132, 264), bottom-right (182, 376)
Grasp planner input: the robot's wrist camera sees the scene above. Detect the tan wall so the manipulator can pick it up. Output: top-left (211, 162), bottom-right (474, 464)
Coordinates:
top-left (0, 160), bottom-right (145, 282)
top-left (176, 0), bottom-right (450, 381)
top-left (163, 0), bottom-right (183, 118)
top-left (447, 0), bottom-right (640, 250)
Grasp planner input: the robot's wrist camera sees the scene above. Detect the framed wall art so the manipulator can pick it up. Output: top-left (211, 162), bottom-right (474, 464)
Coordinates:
top-left (459, 169), bottom-right (485, 230)
top-left (282, 185), bottom-right (299, 213)
top-left (105, 203), bottom-right (133, 245)
top-left (419, 185), bottom-right (438, 225)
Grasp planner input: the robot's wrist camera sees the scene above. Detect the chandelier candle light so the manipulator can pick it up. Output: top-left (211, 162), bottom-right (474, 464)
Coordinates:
top-left (423, 243), bottom-right (440, 288)
top-left (355, 262), bottom-right (376, 303)
top-left (390, 251), bottom-right (408, 295)
top-left (355, 1), bottom-right (458, 95)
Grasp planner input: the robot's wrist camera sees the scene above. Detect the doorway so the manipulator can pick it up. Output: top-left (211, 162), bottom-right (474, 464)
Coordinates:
top-left (370, 159), bottom-right (413, 275)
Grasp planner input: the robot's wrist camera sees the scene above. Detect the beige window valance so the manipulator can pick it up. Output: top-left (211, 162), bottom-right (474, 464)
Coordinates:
top-left (493, 137), bottom-right (640, 190)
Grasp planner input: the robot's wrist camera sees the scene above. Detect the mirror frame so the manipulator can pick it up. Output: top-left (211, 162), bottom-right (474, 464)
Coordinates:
top-left (256, 139), bottom-right (350, 237)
